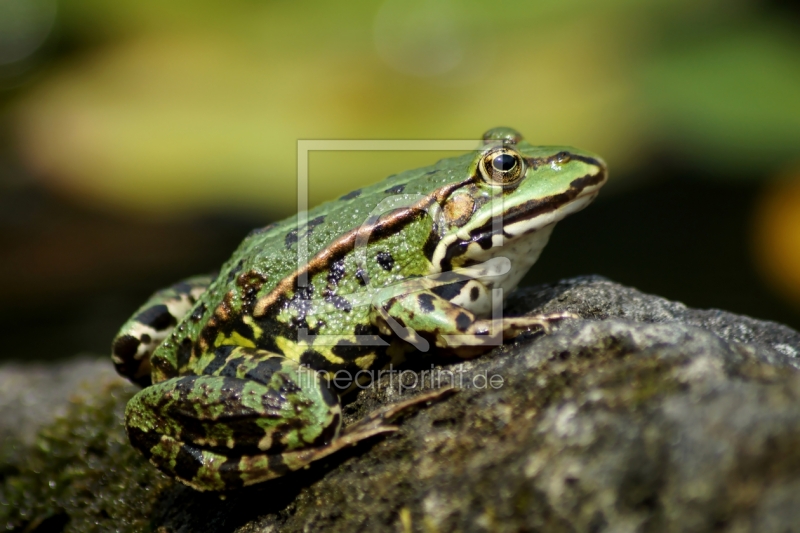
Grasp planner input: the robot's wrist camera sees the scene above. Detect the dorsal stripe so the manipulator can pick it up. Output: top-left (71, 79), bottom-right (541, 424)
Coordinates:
top-left (253, 179), bottom-right (471, 317)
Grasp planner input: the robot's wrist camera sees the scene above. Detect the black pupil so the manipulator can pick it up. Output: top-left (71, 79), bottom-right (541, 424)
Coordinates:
top-left (492, 153), bottom-right (517, 172)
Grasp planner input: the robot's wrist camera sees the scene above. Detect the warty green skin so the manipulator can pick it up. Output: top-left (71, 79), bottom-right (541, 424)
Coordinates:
top-left (111, 127), bottom-right (607, 491)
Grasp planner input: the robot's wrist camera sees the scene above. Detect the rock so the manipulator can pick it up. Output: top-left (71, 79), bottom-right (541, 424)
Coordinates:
top-left (0, 359), bottom-right (168, 533)
top-left (0, 358), bottom-right (126, 446)
top-left (2, 276), bottom-right (800, 532)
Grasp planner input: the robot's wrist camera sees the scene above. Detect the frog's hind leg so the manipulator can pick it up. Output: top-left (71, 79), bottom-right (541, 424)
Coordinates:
top-left (125, 347), bottom-right (345, 490)
top-left (125, 346), bottom-right (453, 491)
top-left (112, 275), bottom-right (213, 386)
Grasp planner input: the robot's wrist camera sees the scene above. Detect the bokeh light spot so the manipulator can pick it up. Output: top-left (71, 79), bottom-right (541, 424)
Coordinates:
top-left (753, 169), bottom-right (800, 307)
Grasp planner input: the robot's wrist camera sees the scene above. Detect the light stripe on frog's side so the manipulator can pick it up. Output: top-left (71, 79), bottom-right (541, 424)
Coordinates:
top-left (250, 178), bottom-right (474, 318)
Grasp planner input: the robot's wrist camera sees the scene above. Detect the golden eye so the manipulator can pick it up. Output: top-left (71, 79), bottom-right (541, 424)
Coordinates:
top-left (479, 148), bottom-right (525, 186)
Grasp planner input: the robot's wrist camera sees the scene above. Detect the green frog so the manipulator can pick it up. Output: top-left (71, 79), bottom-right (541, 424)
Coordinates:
top-left (112, 127), bottom-right (607, 491)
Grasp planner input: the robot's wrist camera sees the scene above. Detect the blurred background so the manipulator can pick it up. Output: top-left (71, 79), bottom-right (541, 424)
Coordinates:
top-left (0, 0), bottom-right (799, 362)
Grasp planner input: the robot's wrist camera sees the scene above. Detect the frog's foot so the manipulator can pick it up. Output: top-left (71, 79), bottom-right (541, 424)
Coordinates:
top-left (283, 388), bottom-right (457, 477)
top-left (344, 386), bottom-right (457, 436)
top-left (371, 288), bottom-right (578, 357)
top-left (441, 311), bottom-right (579, 357)
top-left (112, 275), bottom-right (214, 386)
top-left (501, 311), bottom-right (579, 335)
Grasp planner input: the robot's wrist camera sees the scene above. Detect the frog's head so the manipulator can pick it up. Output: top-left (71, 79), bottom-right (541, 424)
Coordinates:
top-left (431, 127), bottom-right (607, 271)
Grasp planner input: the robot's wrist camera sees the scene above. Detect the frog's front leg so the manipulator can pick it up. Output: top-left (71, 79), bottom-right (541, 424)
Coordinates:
top-left (112, 275), bottom-right (214, 386)
top-left (370, 284), bottom-right (574, 358)
top-left (125, 347), bottom-right (413, 491)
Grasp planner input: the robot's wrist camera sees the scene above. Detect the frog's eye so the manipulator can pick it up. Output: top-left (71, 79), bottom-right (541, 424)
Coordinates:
top-left (479, 148), bottom-right (525, 186)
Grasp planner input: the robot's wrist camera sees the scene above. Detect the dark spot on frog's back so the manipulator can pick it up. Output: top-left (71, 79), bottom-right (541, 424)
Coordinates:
top-left (307, 215), bottom-right (326, 230)
top-left (418, 293), bottom-right (435, 313)
top-left (470, 286), bottom-right (480, 301)
top-left (326, 294), bottom-right (353, 313)
top-left (294, 282), bottom-right (314, 301)
top-left (190, 303), bottom-right (207, 322)
top-left (285, 215), bottom-right (326, 249)
top-left (136, 304), bottom-right (176, 331)
top-left (238, 271), bottom-right (265, 290)
top-left (384, 183), bottom-right (406, 194)
top-left (226, 259), bottom-right (245, 284)
top-left (328, 259), bottom-right (346, 285)
top-left (376, 251), bottom-right (394, 271)
top-left (177, 338), bottom-right (193, 369)
top-left (285, 229), bottom-right (299, 249)
top-left (340, 189), bottom-right (361, 200)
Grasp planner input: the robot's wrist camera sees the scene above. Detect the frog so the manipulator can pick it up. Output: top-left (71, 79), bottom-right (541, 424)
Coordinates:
top-left (112, 127), bottom-right (607, 491)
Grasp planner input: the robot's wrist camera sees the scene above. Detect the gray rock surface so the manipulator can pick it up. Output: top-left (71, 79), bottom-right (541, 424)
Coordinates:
top-left (0, 357), bottom-right (129, 445)
top-left (2, 276), bottom-right (800, 532)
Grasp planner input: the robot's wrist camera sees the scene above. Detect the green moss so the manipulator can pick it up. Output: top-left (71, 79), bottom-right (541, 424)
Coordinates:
top-left (0, 383), bottom-right (170, 533)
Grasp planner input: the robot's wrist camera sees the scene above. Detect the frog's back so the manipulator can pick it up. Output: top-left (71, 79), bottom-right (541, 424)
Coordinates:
top-left (150, 153), bottom-right (476, 382)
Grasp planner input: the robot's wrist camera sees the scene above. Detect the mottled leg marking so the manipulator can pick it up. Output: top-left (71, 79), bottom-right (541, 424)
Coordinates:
top-left (371, 289), bottom-right (577, 357)
top-left (125, 346), bottom-right (455, 491)
top-left (112, 275), bottom-right (213, 386)
top-left (125, 348), bottom-right (342, 491)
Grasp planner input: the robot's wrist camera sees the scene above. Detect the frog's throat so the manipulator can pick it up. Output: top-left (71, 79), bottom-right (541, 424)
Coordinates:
top-left (252, 178), bottom-right (473, 318)
top-left (431, 170), bottom-right (606, 272)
